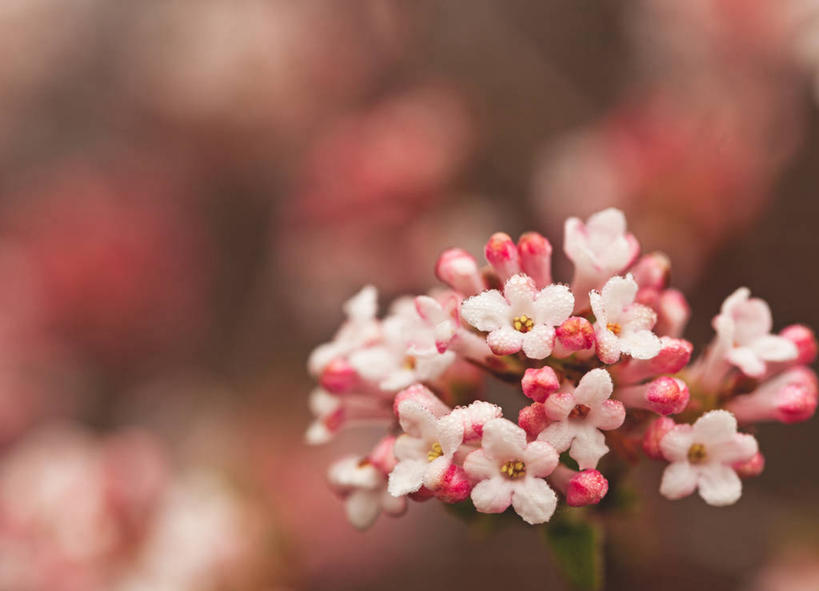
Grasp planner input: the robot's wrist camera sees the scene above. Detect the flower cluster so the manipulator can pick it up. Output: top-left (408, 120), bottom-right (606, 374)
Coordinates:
top-left (307, 208), bottom-right (817, 528)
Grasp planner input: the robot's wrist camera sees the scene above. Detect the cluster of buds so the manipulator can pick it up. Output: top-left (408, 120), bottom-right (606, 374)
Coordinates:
top-left (307, 208), bottom-right (817, 529)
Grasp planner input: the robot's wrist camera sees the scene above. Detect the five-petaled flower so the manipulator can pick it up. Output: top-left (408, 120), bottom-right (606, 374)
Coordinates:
top-left (536, 368), bottom-right (625, 470)
top-left (659, 410), bottom-right (758, 506)
top-left (460, 274), bottom-right (574, 359)
top-left (463, 418), bottom-right (560, 524)
top-left (328, 454), bottom-right (407, 530)
top-left (590, 274), bottom-right (662, 364)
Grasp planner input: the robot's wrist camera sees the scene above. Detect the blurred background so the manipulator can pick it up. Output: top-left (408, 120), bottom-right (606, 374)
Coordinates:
top-left (0, 1), bottom-right (818, 590)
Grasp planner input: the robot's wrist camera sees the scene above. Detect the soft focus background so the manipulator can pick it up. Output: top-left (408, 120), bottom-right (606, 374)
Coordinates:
top-left (1, 1), bottom-right (818, 590)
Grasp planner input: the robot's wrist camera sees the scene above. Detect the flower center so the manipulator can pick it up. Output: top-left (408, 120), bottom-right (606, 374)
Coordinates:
top-left (569, 404), bottom-right (591, 419)
top-left (357, 458), bottom-right (371, 468)
top-left (513, 314), bottom-right (535, 333)
top-left (500, 460), bottom-right (526, 480)
top-left (403, 356), bottom-right (417, 370)
top-left (606, 322), bottom-right (622, 336)
top-left (427, 442), bottom-right (443, 462)
top-left (687, 443), bottom-right (707, 464)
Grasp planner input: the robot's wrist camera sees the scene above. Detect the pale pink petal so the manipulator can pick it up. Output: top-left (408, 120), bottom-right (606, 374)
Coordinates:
top-left (619, 330), bottom-right (662, 360)
top-left (436, 413), bottom-right (465, 456)
top-left (620, 303), bottom-right (657, 332)
top-left (731, 297), bottom-right (773, 344)
top-left (460, 290), bottom-right (510, 332)
top-left (305, 421), bottom-right (332, 445)
top-left (482, 418), bottom-right (528, 461)
top-left (531, 284), bottom-right (575, 326)
top-left (692, 410), bottom-right (737, 445)
top-left (573, 368), bottom-right (613, 405)
top-left (423, 456), bottom-right (450, 490)
top-left (348, 347), bottom-right (395, 382)
top-left (387, 459), bottom-right (427, 496)
top-left (590, 399), bottom-right (625, 431)
top-left (726, 347), bottom-right (766, 377)
top-left (659, 425), bottom-right (694, 462)
top-left (521, 325), bottom-right (555, 360)
top-left (569, 427), bottom-right (609, 470)
top-left (307, 342), bottom-right (342, 376)
top-left (710, 433), bottom-right (758, 464)
top-left (749, 335), bottom-right (798, 363)
top-left (594, 328), bottom-right (621, 364)
top-left (487, 326), bottom-right (524, 355)
top-left (542, 392), bottom-right (575, 421)
top-left (522, 441), bottom-right (559, 478)
top-left (393, 434), bottom-right (429, 462)
top-left (346, 490), bottom-right (382, 530)
top-left (586, 207), bottom-right (627, 237)
top-left (538, 421), bottom-right (573, 453)
top-left (503, 274), bottom-right (537, 310)
top-left (412, 350), bottom-right (456, 383)
top-left (463, 449), bottom-right (499, 480)
top-left (589, 291), bottom-right (607, 324)
top-left (396, 401), bottom-right (439, 440)
top-left (414, 295), bottom-right (445, 324)
top-left (380, 490), bottom-right (408, 516)
top-left (471, 477), bottom-right (513, 513)
top-left (601, 275), bottom-right (639, 316)
top-left (698, 464), bottom-right (742, 506)
top-left (380, 369), bottom-right (417, 392)
top-left (328, 457), bottom-right (381, 491)
top-left (659, 461), bottom-right (699, 500)
top-left (344, 285), bottom-right (378, 320)
top-left (511, 477), bottom-right (557, 524)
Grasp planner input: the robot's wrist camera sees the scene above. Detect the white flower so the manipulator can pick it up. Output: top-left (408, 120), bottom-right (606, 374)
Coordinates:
top-left (536, 368), bottom-right (625, 470)
top-left (348, 297), bottom-right (455, 391)
top-left (659, 410), bottom-right (758, 506)
top-left (388, 399), bottom-right (464, 497)
top-left (590, 274), bottom-right (662, 364)
top-left (713, 288), bottom-right (798, 377)
top-left (564, 208), bottom-right (640, 311)
top-left (304, 388), bottom-right (391, 445)
top-left (463, 418), bottom-right (559, 524)
top-left (328, 456), bottom-right (407, 530)
top-left (307, 285), bottom-right (380, 376)
top-left (460, 274), bottom-right (574, 359)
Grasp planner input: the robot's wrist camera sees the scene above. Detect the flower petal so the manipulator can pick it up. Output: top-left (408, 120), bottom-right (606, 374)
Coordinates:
top-left (710, 433), bottom-right (758, 464)
top-left (423, 456), bottom-right (450, 490)
top-left (573, 368), bottom-right (614, 405)
top-left (521, 325), bottom-right (555, 360)
top-left (692, 410), bottom-right (737, 445)
top-left (387, 459), bottom-right (427, 496)
top-left (589, 290), bottom-right (607, 324)
top-left (436, 413), bottom-right (465, 457)
top-left (543, 392), bottom-right (575, 421)
top-left (594, 327), bottom-right (621, 364)
top-left (659, 461), bottom-right (698, 500)
top-left (396, 400), bottom-right (439, 440)
top-left (590, 399), bottom-right (625, 431)
top-left (503, 274), bottom-right (537, 311)
top-left (463, 449), bottom-right (499, 480)
top-left (659, 425), bottom-right (693, 462)
top-left (532, 284), bottom-right (574, 326)
top-left (348, 347), bottom-right (396, 382)
top-left (511, 477), bottom-right (557, 524)
top-left (619, 330), bottom-right (662, 360)
top-left (345, 489), bottom-right (382, 530)
top-left (460, 290), bottom-right (510, 332)
top-left (698, 463), bottom-right (742, 506)
top-left (537, 421), bottom-right (573, 453)
top-left (487, 326), bottom-right (524, 355)
top-left (522, 441), bottom-right (559, 478)
top-left (393, 434), bottom-right (428, 462)
top-left (726, 347), bottom-right (766, 377)
top-left (471, 477), bottom-right (513, 513)
top-left (569, 426), bottom-right (609, 470)
top-left (380, 490), bottom-right (408, 516)
top-left (602, 274), bottom-right (638, 317)
top-left (344, 285), bottom-right (378, 320)
top-left (620, 303), bottom-right (657, 332)
top-left (749, 335), bottom-right (798, 363)
top-left (482, 418), bottom-right (528, 462)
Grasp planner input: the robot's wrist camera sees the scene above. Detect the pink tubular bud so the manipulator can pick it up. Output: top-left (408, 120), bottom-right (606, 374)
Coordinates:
top-left (609, 337), bottom-right (693, 385)
top-left (654, 289), bottom-right (691, 338)
top-left (615, 377), bottom-right (690, 416)
top-left (780, 325), bottom-right (818, 366)
top-left (518, 402), bottom-right (548, 439)
top-left (630, 252), bottom-right (671, 291)
top-left (555, 316), bottom-right (595, 352)
top-left (517, 232), bottom-right (553, 288)
top-left (319, 358), bottom-right (359, 394)
top-left (393, 384), bottom-right (450, 418)
top-left (369, 436), bottom-right (398, 473)
top-left (642, 416), bottom-right (676, 460)
top-left (521, 367), bottom-right (560, 403)
top-left (435, 248), bottom-right (485, 296)
top-left (566, 470), bottom-right (609, 507)
top-left (435, 465), bottom-right (472, 503)
top-left (733, 452), bottom-right (765, 478)
top-left (484, 232), bottom-right (521, 282)
top-left (725, 367), bottom-right (818, 425)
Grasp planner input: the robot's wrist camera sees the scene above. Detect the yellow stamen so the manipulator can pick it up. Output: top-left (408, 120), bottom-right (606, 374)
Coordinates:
top-left (687, 443), bottom-right (707, 464)
top-left (500, 459), bottom-right (526, 480)
top-left (427, 442), bottom-right (444, 462)
top-left (513, 314), bottom-right (535, 333)
top-left (569, 404), bottom-right (591, 420)
top-left (606, 322), bottom-right (622, 336)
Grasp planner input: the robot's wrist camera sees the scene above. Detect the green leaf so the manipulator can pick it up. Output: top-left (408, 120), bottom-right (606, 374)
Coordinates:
top-left (542, 510), bottom-right (604, 591)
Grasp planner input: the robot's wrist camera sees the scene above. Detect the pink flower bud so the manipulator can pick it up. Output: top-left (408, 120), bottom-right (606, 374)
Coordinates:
top-left (609, 337), bottom-right (693, 385)
top-left (616, 377), bottom-right (690, 415)
top-left (521, 367), bottom-right (560, 403)
top-left (369, 436), bottom-right (398, 473)
top-left (435, 248), bottom-right (485, 296)
top-left (555, 316), bottom-right (596, 352)
top-left (319, 358), bottom-right (359, 394)
top-left (484, 232), bottom-right (521, 282)
top-left (642, 416), bottom-right (676, 460)
top-left (435, 465), bottom-right (472, 503)
top-left (725, 367), bottom-right (818, 425)
top-left (780, 325), bottom-right (818, 366)
top-left (518, 402), bottom-right (548, 439)
top-left (517, 232), bottom-right (553, 288)
top-left (566, 470), bottom-right (609, 507)
top-left (393, 384), bottom-right (450, 418)
top-left (630, 252), bottom-right (671, 291)
top-left (733, 452), bottom-right (765, 478)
